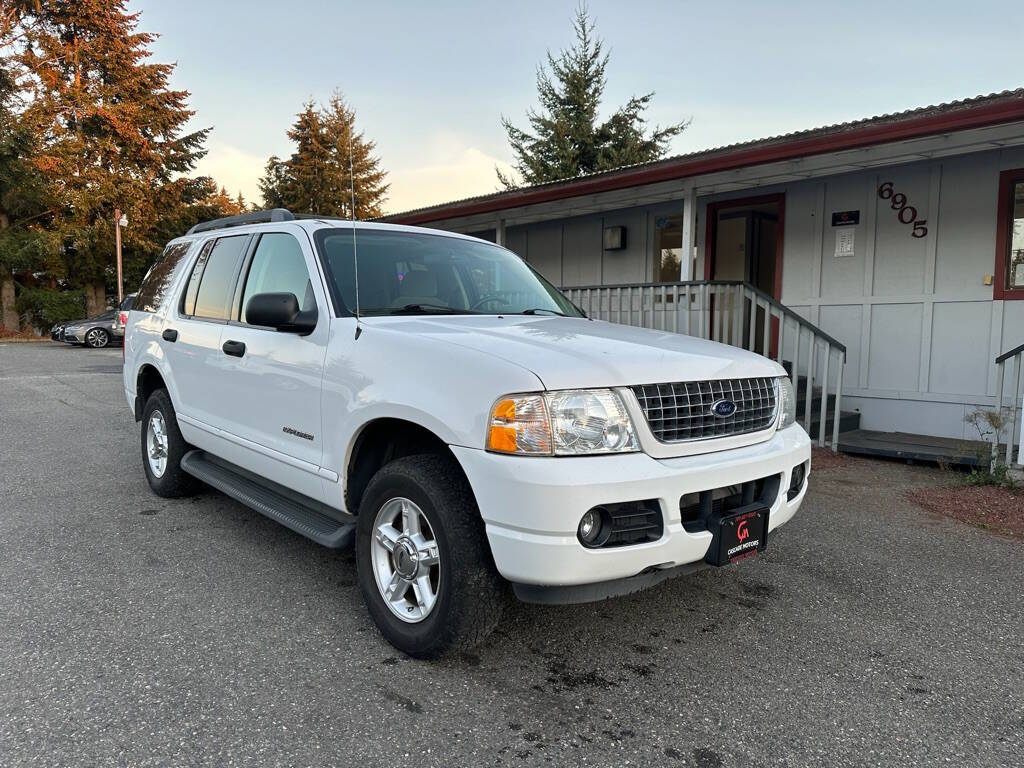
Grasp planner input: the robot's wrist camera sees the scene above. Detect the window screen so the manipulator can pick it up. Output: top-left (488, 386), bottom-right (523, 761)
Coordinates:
top-left (186, 235), bottom-right (247, 320)
top-left (240, 233), bottom-right (315, 322)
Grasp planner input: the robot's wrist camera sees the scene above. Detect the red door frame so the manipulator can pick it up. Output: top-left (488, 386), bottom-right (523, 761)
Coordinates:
top-left (994, 167), bottom-right (1024, 300)
top-left (704, 192), bottom-right (786, 299)
top-left (704, 193), bottom-right (786, 357)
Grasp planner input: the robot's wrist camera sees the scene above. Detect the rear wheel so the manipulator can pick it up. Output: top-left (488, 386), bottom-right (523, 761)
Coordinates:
top-left (85, 328), bottom-right (109, 348)
top-left (141, 389), bottom-right (199, 498)
top-left (355, 454), bottom-right (507, 658)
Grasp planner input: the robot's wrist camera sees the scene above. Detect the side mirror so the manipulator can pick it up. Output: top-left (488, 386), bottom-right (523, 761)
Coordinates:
top-left (245, 292), bottom-right (317, 335)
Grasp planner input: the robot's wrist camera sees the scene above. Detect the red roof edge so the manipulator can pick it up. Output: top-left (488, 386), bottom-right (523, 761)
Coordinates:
top-left (389, 95), bottom-right (1024, 226)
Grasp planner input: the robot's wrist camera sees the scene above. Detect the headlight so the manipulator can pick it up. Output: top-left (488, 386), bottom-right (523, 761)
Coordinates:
top-left (487, 389), bottom-right (639, 456)
top-left (778, 376), bottom-right (797, 429)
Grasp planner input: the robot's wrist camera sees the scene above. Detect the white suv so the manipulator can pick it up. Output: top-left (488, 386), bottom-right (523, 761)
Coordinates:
top-left (124, 209), bottom-right (810, 657)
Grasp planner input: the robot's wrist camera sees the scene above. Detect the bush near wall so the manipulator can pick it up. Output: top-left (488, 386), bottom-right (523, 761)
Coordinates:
top-left (16, 287), bottom-right (86, 330)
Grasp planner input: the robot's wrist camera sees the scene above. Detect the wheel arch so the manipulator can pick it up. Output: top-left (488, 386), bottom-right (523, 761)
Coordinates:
top-left (134, 363), bottom-right (168, 421)
top-left (344, 417), bottom-right (475, 516)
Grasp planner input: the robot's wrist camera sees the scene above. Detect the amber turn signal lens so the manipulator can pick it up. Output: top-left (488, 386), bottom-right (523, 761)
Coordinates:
top-left (486, 395), bottom-right (552, 455)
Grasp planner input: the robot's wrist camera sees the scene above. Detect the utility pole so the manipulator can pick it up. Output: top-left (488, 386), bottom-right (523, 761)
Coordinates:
top-left (114, 209), bottom-right (128, 303)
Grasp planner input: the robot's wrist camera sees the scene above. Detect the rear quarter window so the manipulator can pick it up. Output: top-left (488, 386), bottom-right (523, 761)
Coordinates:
top-left (135, 241), bottom-right (194, 313)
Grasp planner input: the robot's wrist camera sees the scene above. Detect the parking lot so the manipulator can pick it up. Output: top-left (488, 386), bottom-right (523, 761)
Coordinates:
top-left (1, 341), bottom-right (1022, 767)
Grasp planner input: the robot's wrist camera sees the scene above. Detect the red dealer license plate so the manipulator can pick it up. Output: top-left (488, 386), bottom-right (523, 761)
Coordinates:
top-left (704, 504), bottom-right (769, 567)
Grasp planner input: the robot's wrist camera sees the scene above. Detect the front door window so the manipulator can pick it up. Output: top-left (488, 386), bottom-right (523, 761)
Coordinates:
top-left (654, 216), bottom-right (682, 283)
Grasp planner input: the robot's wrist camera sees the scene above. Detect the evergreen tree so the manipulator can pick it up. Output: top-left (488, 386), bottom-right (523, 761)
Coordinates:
top-left (206, 185), bottom-right (246, 216)
top-left (258, 155), bottom-right (288, 209)
top-left (498, 6), bottom-right (689, 189)
top-left (259, 94), bottom-right (388, 218)
top-left (13, 0), bottom-right (210, 315)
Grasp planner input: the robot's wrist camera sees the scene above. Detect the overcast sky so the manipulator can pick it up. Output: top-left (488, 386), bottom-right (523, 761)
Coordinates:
top-left (131, 0), bottom-right (1024, 214)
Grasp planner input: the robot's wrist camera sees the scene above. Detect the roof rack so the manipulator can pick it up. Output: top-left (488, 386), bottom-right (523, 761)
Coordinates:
top-left (186, 208), bottom-right (295, 235)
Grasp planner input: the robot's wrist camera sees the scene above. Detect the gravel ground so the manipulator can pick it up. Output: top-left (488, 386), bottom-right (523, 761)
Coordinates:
top-left (1, 342), bottom-right (1022, 767)
top-left (907, 483), bottom-right (1024, 540)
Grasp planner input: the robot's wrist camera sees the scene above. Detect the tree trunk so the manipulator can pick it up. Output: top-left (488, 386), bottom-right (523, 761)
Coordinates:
top-left (85, 282), bottom-right (106, 317)
top-left (1, 271), bottom-right (17, 331)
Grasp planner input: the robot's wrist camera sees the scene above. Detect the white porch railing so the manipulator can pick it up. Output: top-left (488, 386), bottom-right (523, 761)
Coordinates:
top-left (561, 280), bottom-right (848, 451)
top-left (992, 342), bottom-right (1024, 469)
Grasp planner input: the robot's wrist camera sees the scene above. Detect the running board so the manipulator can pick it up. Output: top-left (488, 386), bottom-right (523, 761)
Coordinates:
top-left (180, 450), bottom-right (355, 549)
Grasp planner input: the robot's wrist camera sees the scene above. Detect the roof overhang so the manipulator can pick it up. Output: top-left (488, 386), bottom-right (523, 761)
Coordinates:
top-left (385, 92), bottom-right (1024, 231)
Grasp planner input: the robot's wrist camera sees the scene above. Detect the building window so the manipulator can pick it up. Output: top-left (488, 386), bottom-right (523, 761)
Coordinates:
top-left (995, 168), bottom-right (1024, 299)
top-left (654, 216), bottom-right (682, 283)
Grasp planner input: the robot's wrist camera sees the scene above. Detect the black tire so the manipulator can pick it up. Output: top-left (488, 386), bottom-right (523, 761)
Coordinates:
top-left (355, 454), bottom-right (507, 658)
top-left (85, 328), bottom-right (109, 348)
top-left (140, 389), bottom-right (200, 498)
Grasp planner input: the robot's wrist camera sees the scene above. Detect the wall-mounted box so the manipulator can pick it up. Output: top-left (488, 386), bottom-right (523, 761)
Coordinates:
top-left (603, 226), bottom-right (626, 250)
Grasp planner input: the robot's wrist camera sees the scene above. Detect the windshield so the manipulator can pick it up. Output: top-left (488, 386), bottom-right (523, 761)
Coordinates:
top-left (314, 228), bottom-right (583, 317)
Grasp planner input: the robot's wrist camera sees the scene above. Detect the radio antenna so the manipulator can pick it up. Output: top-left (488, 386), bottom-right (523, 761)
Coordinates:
top-left (348, 117), bottom-right (362, 340)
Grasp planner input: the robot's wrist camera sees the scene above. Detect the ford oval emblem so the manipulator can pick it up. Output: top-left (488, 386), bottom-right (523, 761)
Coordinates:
top-left (711, 399), bottom-right (737, 418)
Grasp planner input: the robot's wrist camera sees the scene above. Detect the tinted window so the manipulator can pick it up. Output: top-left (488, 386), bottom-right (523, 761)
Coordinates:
top-left (135, 242), bottom-right (192, 313)
top-left (241, 233), bottom-right (315, 322)
top-left (314, 229), bottom-right (581, 318)
top-left (187, 236), bottom-right (247, 320)
top-left (120, 294), bottom-right (135, 311)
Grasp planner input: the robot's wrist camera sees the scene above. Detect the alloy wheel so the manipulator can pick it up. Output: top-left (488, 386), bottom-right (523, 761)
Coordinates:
top-left (146, 410), bottom-right (169, 478)
top-left (86, 328), bottom-right (108, 348)
top-left (370, 497), bottom-right (441, 623)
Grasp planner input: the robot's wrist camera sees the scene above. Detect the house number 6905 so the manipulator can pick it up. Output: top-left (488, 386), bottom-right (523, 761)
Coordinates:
top-left (878, 182), bottom-right (928, 238)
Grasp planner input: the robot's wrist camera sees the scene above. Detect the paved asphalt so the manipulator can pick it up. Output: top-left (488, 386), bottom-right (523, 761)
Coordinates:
top-left (1, 342), bottom-right (1022, 767)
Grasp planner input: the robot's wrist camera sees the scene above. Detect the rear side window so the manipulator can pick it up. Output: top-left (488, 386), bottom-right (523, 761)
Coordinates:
top-left (135, 241), bottom-right (192, 313)
top-left (182, 235), bottom-right (248, 320)
top-left (240, 233), bottom-right (315, 322)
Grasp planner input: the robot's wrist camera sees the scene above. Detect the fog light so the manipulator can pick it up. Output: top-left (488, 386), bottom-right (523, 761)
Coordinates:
top-left (578, 507), bottom-right (608, 547)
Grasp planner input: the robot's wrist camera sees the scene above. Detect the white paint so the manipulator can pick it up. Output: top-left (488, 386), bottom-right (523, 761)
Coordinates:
top-left (123, 217), bottom-right (808, 587)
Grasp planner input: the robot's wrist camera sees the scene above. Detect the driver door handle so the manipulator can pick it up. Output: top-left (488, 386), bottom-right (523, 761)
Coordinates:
top-left (222, 340), bottom-right (246, 357)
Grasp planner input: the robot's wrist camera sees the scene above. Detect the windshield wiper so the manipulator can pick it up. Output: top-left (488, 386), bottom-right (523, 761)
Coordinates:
top-left (520, 307), bottom-right (566, 316)
top-left (390, 303), bottom-right (474, 315)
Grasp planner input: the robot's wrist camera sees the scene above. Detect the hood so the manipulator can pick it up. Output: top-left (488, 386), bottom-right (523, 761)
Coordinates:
top-left (360, 315), bottom-right (785, 390)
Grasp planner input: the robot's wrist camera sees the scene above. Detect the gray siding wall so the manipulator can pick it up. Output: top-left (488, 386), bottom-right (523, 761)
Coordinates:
top-left (771, 147), bottom-right (1024, 440)
top-left (472, 146), bottom-right (1024, 440)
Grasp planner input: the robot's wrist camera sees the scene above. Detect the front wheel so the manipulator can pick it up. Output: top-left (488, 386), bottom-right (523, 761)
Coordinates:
top-left (85, 328), bottom-right (109, 348)
top-left (355, 454), bottom-right (507, 658)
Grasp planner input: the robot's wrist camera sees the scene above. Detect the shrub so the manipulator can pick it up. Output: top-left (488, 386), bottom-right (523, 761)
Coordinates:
top-left (16, 287), bottom-right (86, 330)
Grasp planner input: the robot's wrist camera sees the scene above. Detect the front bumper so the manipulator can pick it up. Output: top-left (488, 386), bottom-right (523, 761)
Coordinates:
top-left (451, 424), bottom-right (811, 588)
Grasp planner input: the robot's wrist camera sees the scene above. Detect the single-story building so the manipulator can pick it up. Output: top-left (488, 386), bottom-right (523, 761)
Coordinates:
top-left (385, 89), bottom-right (1024, 462)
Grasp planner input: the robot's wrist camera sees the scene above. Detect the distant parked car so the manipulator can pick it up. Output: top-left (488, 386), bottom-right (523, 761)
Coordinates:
top-left (112, 293), bottom-right (137, 336)
top-left (56, 293), bottom-right (136, 349)
top-left (60, 310), bottom-right (121, 348)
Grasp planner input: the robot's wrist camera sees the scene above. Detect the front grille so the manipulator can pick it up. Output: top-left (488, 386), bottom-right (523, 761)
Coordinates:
top-left (632, 377), bottom-right (778, 443)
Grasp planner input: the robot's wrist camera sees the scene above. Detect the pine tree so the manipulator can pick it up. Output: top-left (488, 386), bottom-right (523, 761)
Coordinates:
top-left (322, 93), bottom-right (389, 219)
top-left (13, 0), bottom-right (210, 315)
top-left (259, 94), bottom-right (389, 218)
top-left (498, 6), bottom-right (689, 189)
top-left (258, 156), bottom-right (288, 209)
top-left (0, 1), bottom-right (61, 328)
